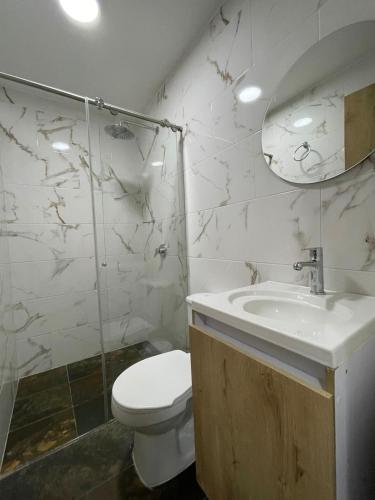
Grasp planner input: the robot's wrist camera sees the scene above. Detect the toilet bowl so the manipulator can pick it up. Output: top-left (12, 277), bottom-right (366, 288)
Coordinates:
top-left (111, 349), bottom-right (195, 488)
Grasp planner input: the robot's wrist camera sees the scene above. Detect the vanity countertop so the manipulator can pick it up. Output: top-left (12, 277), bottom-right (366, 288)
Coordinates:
top-left (189, 281), bottom-right (375, 368)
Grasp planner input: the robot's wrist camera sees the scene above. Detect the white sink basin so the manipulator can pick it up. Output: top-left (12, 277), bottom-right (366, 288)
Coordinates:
top-left (190, 281), bottom-right (375, 367)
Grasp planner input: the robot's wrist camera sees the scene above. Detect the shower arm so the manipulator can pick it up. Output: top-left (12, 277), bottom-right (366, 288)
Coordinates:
top-left (0, 70), bottom-right (183, 133)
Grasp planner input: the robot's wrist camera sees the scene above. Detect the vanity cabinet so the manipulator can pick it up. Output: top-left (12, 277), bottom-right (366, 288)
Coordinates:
top-left (190, 325), bottom-right (336, 500)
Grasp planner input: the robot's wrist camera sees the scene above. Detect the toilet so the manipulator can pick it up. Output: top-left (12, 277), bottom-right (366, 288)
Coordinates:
top-left (111, 349), bottom-right (194, 488)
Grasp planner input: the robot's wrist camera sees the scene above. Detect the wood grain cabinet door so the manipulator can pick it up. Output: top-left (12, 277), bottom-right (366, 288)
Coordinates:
top-left (190, 326), bottom-right (336, 500)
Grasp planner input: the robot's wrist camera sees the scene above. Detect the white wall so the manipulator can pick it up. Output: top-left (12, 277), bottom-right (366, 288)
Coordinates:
top-left (145, 0), bottom-right (375, 298)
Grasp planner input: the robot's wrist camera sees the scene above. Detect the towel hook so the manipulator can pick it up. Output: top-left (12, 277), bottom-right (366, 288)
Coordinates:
top-left (293, 141), bottom-right (311, 162)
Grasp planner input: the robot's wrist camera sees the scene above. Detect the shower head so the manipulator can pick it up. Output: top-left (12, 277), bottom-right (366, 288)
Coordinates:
top-left (104, 122), bottom-right (135, 140)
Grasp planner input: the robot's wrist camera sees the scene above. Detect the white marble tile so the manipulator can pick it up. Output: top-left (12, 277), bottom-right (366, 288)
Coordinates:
top-left (162, 216), bottom-right (186, 257)
top-left (0, 98), bottom-right (91, 191)
top-left (17, 334), bottom-right (53, 378)
top-left (2, 184), bottom-right (100, 225)
top-left (249, 131), bottom-right (295, 198)
top-left (324, 267), bottom-right (375, 297)
top-left (104, 223), bottom-right (146, 257)
top-left (187, 202), bottom-right (249, 261)
top-left (103, 316), bottom-right (153, 353)
top-left (102, 190), bottom-right (144, 224)
top-left (187, 188), bottom-right (320, 264)
top-left (11, 291), bottom-right (99, 340)
top-left (248, 188), bottom-right (321, 264)
top-left (142, 136), bottom-right (184, 221)
top-left (3, 223), bottom-right (96, 262)
top-left (188, 257), bottom-right (309, 293)
top-left (103, 254), bottom-right (146, 291)
top-left (251, 0), bottom-right (321, 69)
top-left (185, 135), bottom-right (256, 213)
top-left (11, 257), bottom-right (97, 301)
top-left (53, 324), bottom-right (102, 367)
top-left (321, 157), bottom-right (375, 272)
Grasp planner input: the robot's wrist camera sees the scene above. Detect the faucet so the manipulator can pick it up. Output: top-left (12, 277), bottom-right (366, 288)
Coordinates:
top-left (293, 247), bottom-right (325, 295)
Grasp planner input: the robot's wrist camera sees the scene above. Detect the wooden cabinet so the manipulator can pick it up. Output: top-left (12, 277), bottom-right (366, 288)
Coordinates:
top-left (190, 325), bottom-right (336, 500)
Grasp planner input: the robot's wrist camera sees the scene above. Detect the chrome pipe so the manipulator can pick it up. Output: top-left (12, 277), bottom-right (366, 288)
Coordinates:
top-left (0, 71), bottom-right (183, 132)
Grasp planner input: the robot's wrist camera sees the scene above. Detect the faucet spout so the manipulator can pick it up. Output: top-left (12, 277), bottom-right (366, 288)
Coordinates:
top-left (293, 261), bottom-right (317, 271)
top-left (293, 247), bottom-right (325, 295)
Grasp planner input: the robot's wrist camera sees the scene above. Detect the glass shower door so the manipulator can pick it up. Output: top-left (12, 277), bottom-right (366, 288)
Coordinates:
top-left (0, 81), bottom-right (106, 473)
top-left (89, 109), bottom-right (188, 416)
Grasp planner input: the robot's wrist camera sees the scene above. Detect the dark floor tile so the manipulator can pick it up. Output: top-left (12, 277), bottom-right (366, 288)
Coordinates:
top-left (1, 409), bottom-right (77, 475)
top-left (85, 464), bottom-right (205, 500)
top-left (11, 382), bottom-right (72, 431)
top-left (105, 346), bottom-right (142, 384)
top-left (134, 341), bottom-right (160, 359)
top-left (16, 366), bottom-right (68, 398)
top-left (106, 390), bottom-right (114, 421)
top-left (70, 371), bottom-right (104, 406)
top-left (0, 420), bottom-right (133, 500)
top-left (68, 355), bottom-right (102, 382)
top-left (74, 396), bottom-right (106, 436)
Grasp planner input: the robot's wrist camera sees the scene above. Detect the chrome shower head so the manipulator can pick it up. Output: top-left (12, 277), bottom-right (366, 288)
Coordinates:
top-left (104, 122), bottom-right (135, 140)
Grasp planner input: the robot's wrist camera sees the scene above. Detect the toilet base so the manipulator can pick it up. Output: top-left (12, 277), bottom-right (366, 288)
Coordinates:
top-left (132, 416), bottom-right (195, 488)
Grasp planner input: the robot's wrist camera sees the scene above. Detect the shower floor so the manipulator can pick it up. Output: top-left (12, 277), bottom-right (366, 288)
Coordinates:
top-left (1, 341), bottom-right (159, 475)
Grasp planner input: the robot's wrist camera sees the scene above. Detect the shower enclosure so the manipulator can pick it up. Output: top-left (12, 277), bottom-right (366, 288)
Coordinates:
top-left (0, 74), bottom-right (187, 474)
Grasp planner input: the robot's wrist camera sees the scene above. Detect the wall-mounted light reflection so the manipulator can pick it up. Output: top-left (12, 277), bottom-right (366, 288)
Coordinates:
top-left (293, 117), bottom-right (313, 128)
top-left (151, 161), bottom-right (164, 167)
top-left (52, 141), bottom-right (70, 152)
top-left (58, 0), bottom-right (99, 24)
top-left (238, 86), bottom-right (262, 103)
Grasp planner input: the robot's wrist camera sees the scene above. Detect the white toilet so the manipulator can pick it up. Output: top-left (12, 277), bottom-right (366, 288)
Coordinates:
top-left (111, 349), bottom-right (194, 488)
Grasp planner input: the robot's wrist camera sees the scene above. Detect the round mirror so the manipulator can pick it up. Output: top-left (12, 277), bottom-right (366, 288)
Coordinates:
top-left (262, 21), bottom-right (375, 184)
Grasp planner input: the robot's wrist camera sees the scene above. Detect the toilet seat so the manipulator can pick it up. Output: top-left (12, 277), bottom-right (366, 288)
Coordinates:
top-left (112, 350), bottom-right (192, 427)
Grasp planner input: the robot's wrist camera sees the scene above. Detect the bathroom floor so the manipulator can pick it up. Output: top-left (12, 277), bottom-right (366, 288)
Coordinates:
top-left (0, 420), bottom-right (205, 500)
top-left (1, 341), bottom-right (159, 475)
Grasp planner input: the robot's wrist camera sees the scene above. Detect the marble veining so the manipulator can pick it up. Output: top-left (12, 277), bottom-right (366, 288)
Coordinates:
top-left (144, 0), bottom-right (375, 299)
top-left (0, 82), bottom-right (188, 381)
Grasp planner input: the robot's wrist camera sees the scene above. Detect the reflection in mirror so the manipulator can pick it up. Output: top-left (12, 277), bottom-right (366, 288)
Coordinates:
top-left (262, 21), bottom-right (375, 184)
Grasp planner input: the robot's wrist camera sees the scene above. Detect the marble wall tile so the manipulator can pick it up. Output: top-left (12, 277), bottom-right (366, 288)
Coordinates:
top-left (53, 324), bottom-right (102, 367)
top-left (250, 131), bottom-right (295, 198)
top-left (2, 184), bottom-right (99, 225)
top-left (16, 335), bottom-right (54, 378)
top-left (185, 135), bottom-right (256, 213)
top-left (321, 157), bottom-right (375, 272)
top-left (188, 257), bottom-right (309, 294)
top-left (146, 0), bottom-right (375, 301)
top-left (3, 223), bottom-right (96, 262)
top-left (250, 0), bottom-right (321, 69)
top-left (187, 188), bottom-right (320, 264)
top-left (0, 98), bottom-right (91, 191)
top-left (11, 257), bottom-right (97, 301)
top-left (103, 223), bottom-right (146, 257)
top-left (11, 291), bottom-right (99, 340)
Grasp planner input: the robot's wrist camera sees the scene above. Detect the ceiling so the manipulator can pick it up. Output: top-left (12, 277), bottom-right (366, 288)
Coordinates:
top-left (0, 0), bottom-right (222, 112)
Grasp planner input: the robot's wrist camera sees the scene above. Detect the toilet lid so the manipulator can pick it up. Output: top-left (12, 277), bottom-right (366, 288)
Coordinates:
top-left (112, 350), bottom-right (192, 413)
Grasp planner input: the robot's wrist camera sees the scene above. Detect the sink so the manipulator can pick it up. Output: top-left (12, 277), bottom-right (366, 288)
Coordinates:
top-left (242, 297), bottom-right (349, 326)
top-left (189, 281), bottom-right (375, 367)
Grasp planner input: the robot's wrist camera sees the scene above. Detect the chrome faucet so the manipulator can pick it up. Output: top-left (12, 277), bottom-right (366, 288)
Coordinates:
top-left (293, 247), bottom-right (325, 295)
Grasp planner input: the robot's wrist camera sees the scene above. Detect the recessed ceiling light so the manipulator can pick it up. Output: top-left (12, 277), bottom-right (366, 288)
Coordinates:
top-left (238, 86), bottom-right (262, 103)
top-left (52, 141), bottom-right (70, 152)
top-left (59, 0), bottom-right (99, 24)
top-left (152, 161), bottom-right (164, 167)
top-left (293, 117), bottom-right (313, 128)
